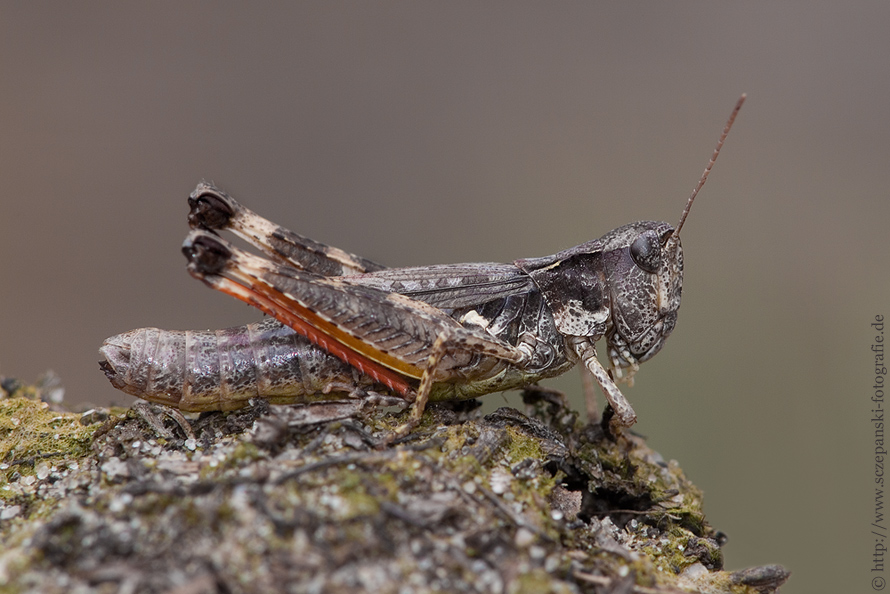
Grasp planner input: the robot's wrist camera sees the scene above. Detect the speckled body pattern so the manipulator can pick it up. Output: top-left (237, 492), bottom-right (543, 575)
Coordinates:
top-left (100, 184), bottom-right (684, 425)
top-left (101, 97), bottom-right (743, 434)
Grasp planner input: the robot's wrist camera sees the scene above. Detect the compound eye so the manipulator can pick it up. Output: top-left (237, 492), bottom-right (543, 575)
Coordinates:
top-left (630, 230), bottom-right (662, 273)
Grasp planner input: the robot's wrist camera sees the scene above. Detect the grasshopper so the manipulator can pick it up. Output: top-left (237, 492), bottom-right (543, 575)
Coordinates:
top-left (100, 96), bottom-right (744, 437)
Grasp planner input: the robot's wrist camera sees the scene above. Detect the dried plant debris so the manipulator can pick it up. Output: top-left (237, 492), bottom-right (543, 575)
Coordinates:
top-left (0, 385), bottom-right (789, 593)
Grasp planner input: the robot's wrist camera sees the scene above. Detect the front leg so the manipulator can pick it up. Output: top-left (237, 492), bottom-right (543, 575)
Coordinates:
top-left (568, 336), bottom-right (637, 430)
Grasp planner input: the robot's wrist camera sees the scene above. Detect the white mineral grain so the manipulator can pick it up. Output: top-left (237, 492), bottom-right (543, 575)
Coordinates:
top-left (35, 462), bottom-right (51, 480)
top-left (0, 505), bottom-right (20, 520)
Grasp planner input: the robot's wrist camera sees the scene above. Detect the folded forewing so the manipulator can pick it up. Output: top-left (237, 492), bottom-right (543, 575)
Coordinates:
top-left (347, 263), bottom-right (534, 310)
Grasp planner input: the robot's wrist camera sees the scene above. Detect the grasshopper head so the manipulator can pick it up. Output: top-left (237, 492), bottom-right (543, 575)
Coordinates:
top-left (600, 220), bottom-right (683, 378)
top-left (521, 95), bottom-right (743, 384)
top-left (516, 219), bottom-right (684, 378)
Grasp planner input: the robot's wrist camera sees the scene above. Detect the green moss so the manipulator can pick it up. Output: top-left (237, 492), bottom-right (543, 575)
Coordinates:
top-left (0, 398), bottom-right (98, 482)
top-left (503, 425), bottom-right (547, 464)
top-left (512, 568), bottom-right (576, 594)
top-left (327, 468), bottom-right (384, 520)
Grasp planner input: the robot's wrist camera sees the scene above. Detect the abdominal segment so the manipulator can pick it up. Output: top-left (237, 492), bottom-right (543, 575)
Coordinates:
top-left (99, 318), bottom-right (383, 412)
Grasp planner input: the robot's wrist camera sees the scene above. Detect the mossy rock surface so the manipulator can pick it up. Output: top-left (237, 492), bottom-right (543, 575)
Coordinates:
top-left (0, 385), bottom-right (788, 593)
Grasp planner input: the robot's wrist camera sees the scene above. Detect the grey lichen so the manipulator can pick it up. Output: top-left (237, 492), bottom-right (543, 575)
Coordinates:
top-left (0, 385), bottom-right (789, 593)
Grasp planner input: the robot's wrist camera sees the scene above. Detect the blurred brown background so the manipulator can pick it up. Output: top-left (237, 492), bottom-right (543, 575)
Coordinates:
top-left (1, 4), bottom-right (887, 592)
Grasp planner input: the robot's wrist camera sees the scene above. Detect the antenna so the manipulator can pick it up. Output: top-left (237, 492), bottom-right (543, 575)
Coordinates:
top-left (672, 93), bottom-right (746, 238)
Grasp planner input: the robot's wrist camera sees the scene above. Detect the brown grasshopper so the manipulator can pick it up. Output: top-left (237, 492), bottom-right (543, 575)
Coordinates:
top-left (100, 96), bottom-right (744, 437)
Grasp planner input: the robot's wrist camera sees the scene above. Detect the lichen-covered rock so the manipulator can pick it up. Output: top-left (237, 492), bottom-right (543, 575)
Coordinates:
top-left (0, 385), bottom-right (789, 593)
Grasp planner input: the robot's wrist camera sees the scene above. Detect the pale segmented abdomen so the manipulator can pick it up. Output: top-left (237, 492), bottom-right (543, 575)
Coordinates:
top-left (99, 318), bottom-right (375, 411)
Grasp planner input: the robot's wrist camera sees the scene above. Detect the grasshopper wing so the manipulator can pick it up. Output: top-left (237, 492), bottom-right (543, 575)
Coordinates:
top-left (182, 230), bottom-right (527, 398)
top-left (347, 263), bottom-right (536, 310)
